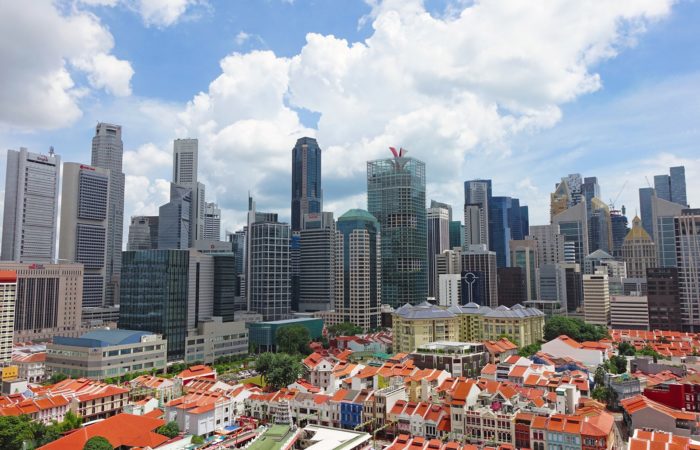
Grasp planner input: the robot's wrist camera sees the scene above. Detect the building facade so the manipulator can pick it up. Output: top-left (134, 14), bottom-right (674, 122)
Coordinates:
top-left (510, 240), bottom-right (538, 301)
top-left (158, 183), bottom-right (192, 249)
top-left (463, 179), bottom-right (491, 248)
top-left (91, 123), bottom-right (125, 306)
top-left (610, 296), bottom-right (649, 330)
top-left (291, 137), bottom-right (322, 232)
top-left (583, 271), bottom-right (610, 326)
top-left (249, 219), bottom-right (291, 321)
top-left (46, 330), bottom-right (167, 379)
top-left (652, 195), bottom-right (685, 268)
top-left (173, 138), bottom-right (205, 243)
top-left (639, 187), bottom-right (656, 240)
top-left (59, 163), bottom-right (110, 308)
top-left (460, 245), bottom-right (498, 307)
top-left (127, 216), bottom-right (159, 250)
top-left (675, 209), bottom-right (700, 331)
top-left (647, 267), bottom-right (681, 331)
top-left (332, 209), bottom-right (381, 331)
top-left (185, 318), bottom-right (248, 364)
top-left (2, 148), bottom-right (60, 263)
top-left (527, 224), bottom-right (565, 267)
top-left (0, 263), bottom-right (83, 342)
top-left (621, 216), bottom-right (658, 279)
top-left (0, 271), bottom-right (17, 363)
top-left (367, 151), bottom-right (427, 307)
top-left (203, 202), bottom-right (222, 241)
top-left (427, 205), bottom-right (450, 298)
top-left (552, 202), bottom-right (588, 265)
top-left (299, 212), bottom-right (335, 312)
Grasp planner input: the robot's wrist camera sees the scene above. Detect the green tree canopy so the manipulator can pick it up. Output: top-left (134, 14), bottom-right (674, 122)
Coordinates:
top-left (157, 421), bottom-right (180, 438)
top-left (518, 342), bottom-right (541, 357)
top-left (0, 416), bottom-right (37, 450)
top-left (276, 325), bottom-right (311, 355)
top-left (618, 342), bottom-right (636, 356)
top-left (543, 316), bottom-right (608, 342)
top-left (83, 436), bottom-right (114, 450)
top-left (46, 372), bottom-right (68, 385)
top-left (327, 322), bottom-right (363, 337)
top-left (255, 352), bottom-right (304, 390)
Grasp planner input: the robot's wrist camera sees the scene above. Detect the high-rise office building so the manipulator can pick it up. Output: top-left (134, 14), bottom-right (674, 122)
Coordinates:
top-left (299, 212), bottom-right (335, 312)
top-left (449, 221), bottom-right (464, 250)
top-left (91, 123), bottom-right (125, 306)
top-left (332, 209), bottom-right (381, 331)
top-left (227, 230), bottom-right (247, 310)
top-left (581, 177), bottom-right (600, 210)
top-left (610, 295), bottom-right (649, 330)
top-left (563, 173), bottom-right (583, 207)
top-left (675, 209), bottom-right (700, 331)
top-left (249, 216), bottom-right (291, 321)
top-left (610, 208), bottom-right (629, 258)
top-left (583, 270), bottom-right (610, 326)
top-left (460, 244), bottom-right (498, 307)
top-left (652, 195), bottom-right (685, 268)
top-left (588, 197), bottom-right (612, 254)
top-left (527, 225), bottom-right (565, 267)
top-left (427, 205), bottom-right (450, 297)
top-left (584, 249), bottom-right (626, 277)
top-left (550, 179), bottom-right (570, 220)
top-left (120, 249), bottom-right (214, 360)
top-left (464, 180), bottom-right (491, 247)
top-left (127, 216), bottom-right (159, 250)
top-left (59, 163), bottom-right (110, 308)
top-left (195, 240), bottom-right (238, 323)
top-left (497, 267), bottom-right (526, 307)
top-left (639, 187), bottom-right (656, 239)
top-left (561, 262), bottom-right (583, 313)
top-left (538, 263), bottom-right (566, 306)
top-left (158, 184), bottom-right (192, 250)
top-left (367, 150), bottom-right (427, 307)
top-left (0, 271), bottom-right (16, 363)
top-left (552, 202), bottom-right (588, 265)
top-left (0, 262), bottom-right (83, 342)
top-left (489, 196), bottom-right (528, 267)
top-left (647, 267), bottom-right (681, 331)
top-left (510, 240), bottom-right (538, 301)
top-left (2, 148), bottom-right (60, 263)
top-left (173, 138), bottom-right (206, 244)
top-left (655, 166), bottom-right (688, 207)
top-left (621, 216), bottom-right (657, 279)
top-left (291, 137), bottom-right (322, 232)
top-left (203, 202), bottom-right (222, 241)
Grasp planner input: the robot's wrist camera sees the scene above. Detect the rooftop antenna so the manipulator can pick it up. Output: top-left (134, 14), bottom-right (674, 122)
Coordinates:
top-left (48, 146), bottom-right (55, 156)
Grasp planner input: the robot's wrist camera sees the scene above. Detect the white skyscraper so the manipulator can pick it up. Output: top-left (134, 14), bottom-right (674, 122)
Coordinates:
top-left (59, 163), bottom-right (111, 307)
top-left (676, 209), bottom-right (700, 331)
top-left (173, 138), bottom-right (205, 244)
top-left (1, 147), bottom-right (60, 263)
top-left (91, 123), bottom-right (125, 306)
top-left (0, 271), bottom-right (17, 363)
top-left (203, 202), bottom-right (222, 241)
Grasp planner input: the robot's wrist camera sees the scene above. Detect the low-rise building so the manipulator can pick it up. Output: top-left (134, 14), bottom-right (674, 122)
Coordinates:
top-left (541, 335), bottom-right (609, 368)
top-left (248, 318), bottom-right (323, 353)
top-left (409, 341), bottom-right (489, 378)
top-left (185, 317), bottom-right (248, 364)
top-left (35, 377), bottom-right (129, 422)
top-left (12, 351), bottom-right (46, 383)
top-left (46, 329), bottom-right (167, 380)
top-left (621, 395), bottom-right (700, 439)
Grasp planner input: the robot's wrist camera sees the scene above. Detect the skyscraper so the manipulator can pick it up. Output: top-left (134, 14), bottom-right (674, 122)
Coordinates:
top-left (291, 137), bottom-right (322, 232)
top-left (647, 267), bottom-right (681, 331)
top-left (510, 240), bottom-right (538, 301)
top-left (653, 166), bottom-right (688, 207)
top-left (91, 123), bottom-right (125, 306)
top-left (581, 176), bottom-right (600, 211)
top-left (59, 163), bottom-right (110, 308)
top-left (449, 221), bottom-right (464, 250)
top-left (0, 271), bottom-right (16, 363)
top-left (621, 216), bottom-right (657, 279)
top-left (367, 149), bottom-right (427, 307)
top-left (203, 202), bottom-right (222, 241)
top-left (333, 209), bottom-right (381, 331)
top-left (249, 216), bottom-right (291, 321)
top-left (550, 179), bottom-right (570, 220)
top-left (527, 225), bottom-right (565, 267)
top-left (158, 184), bottom-right (192, 250)
top-left (299, 212), bottom-right (335, 312)
top-left (463, 179), bottom-right (491, 247)
top-left (583, 270), bottom-right (610, 326)
top-left (588, 197), bottom-right (612, 254)
top-left (460, 244), bottom-right (498, 307)
top-left (173, 138), bottom-right (205, 244)
top-left (652, 195), bottom-right (685, 268)
top-left (552, 202), bottom-right (588, 265)
top-left (427, 205), bottom-right (450, 297)
top-left (127, 216), bottom-right (159, 250)
top-left (610, 208), bottom-right (629, 258)
top-left (2, 148), bottom-right (60, 263)
top-left (654, 175), bottom-right (671, 202)
top-left (675, 209), bottom-right (700, 331)
top-left (490, 196), bottom-right (527, 267)
top-left (639, 187), bottom-right (655, 239)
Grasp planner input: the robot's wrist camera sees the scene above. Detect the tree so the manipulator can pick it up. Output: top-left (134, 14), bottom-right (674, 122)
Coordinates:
top-left (276, 325), bottom-right (311, 355)
top-left (618, 342), bottom-right (636, 356)
top-left (192, 435), bottom-right (205, 444)
top-left (256, 353), bottom-right (304, 390)
top-left (543, 316), bottom-right (608, 342)
top-left (327, 322), bottom-right (363, 337)
top-left (594, 365), bottom-right (606, 387)
top-left (637, 345), bottom-right (662, 363)
top-left (46, 372), bottom-right (68, 385)
top-left (83, 436), bottom-right (114, 450)
top-left (591, 385), bottom-right (611, 403)
top-left (518, 343), bottom-right (541, 357)
top-left (0, 415), bottom-right (38, 450)
top-left (157, 421), bottom-right (180, 439)
top-left (608, 355), bottom-right (628, 374)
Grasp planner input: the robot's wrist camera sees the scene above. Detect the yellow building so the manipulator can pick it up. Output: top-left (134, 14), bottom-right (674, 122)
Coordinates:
top-left (392, 302), bottom-right (545, 353)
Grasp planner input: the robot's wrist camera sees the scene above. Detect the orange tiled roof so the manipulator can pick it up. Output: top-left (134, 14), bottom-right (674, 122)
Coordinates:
top-left (621, 395), bottom-right (698, 421)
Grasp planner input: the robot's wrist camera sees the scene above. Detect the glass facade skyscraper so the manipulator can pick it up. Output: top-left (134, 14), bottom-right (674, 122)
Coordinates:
top-left (670, 166), bottom-right (688, 206)
top-left (367, 153), bottom-right (427, 307)
top-left (639, 187), bottom-right (655, 239)
top-left (291, 137), bottom-right (322, 232)
top-left (119, 250), bottom-right (190, 360)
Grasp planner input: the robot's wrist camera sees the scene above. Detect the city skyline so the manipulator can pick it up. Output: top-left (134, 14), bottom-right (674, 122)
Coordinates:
top-left (0, 1), bottom-right (698, 239)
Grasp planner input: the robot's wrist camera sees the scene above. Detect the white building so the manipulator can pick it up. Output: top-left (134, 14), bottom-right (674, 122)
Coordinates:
top-left (1, 148), bottom-right (60, 263)
top-left (185, 318), bottom-right (248, 364)
top-left (173, 138), bottom-right (206, 243)
top-left (676, 209), bottom-right (700, 330)
top-left (610, 295), bottom-right (649, 330)
top-left (0, 271), bottom-right (17, 362)
top-left (583, 270), bottom-right (610, 326)
top-left (59, 163), bottom-right (110, 308)
top-left (203, 202), bottom-right (221, 241)
top-left (541, 335), bottom-right (608, 367)
top-left (438, 274), bottom-right (461, 307)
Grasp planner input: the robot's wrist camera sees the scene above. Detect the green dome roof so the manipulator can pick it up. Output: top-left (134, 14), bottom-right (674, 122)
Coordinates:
top-left (338, 208), bottom-right (378, 223)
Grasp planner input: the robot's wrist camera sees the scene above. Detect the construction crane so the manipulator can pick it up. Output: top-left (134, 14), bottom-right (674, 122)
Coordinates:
top-left (609, 180), bottom-right (628, 211)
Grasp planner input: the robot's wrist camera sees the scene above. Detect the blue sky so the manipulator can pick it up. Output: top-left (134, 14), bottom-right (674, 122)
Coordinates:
top-left (0, 0), bottom-right (698, 238)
